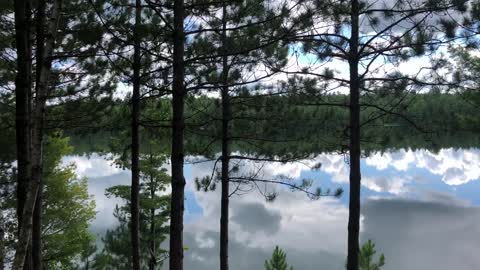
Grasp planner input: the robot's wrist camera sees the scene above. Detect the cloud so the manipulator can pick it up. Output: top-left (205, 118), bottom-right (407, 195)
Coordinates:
top-left (362, 175), bottom-right (411, 195)
top-left (75, 149), bottom-right (480, 270)
top-left (181, 152), bottom-right (480, 270)
top-left (365, 148), bottom-right (480, 186)
top-left (180, 230), bottom-right (345, 270)
top-left (182, 158), bottom-right (480, 270)
top-left (63, 154), bottom-right (132, 236)
top-left (62, 153), bottom-right (122, 178)
top-left (87, 172), bottom-right (130, 237)
top-left (365, 149), bottom-right (415, 171)
top-left (180, 159), bottom-right (351, 270)
top-left (70, 147), bottom-right (480, 270)
top-left (417, 190), bottom-right (471, 207)
top-left (231, 202), bottom-right (282, 235)
top-left (362, 198), bottom-right (480, 270)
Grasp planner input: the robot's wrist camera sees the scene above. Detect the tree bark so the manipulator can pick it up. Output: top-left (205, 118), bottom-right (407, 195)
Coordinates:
top-left (0, 214), bottom-right (5, 270)
top-left (31, 182), bottom-right (43, 270)
top-left (131, 0), bottom-right (142, 269)
top-left (13, 0), bottom-right (33, 268)
top-left (13, 0), bottom-right (62, 269)
top-left (32, 1), bottom-right (47, 268)
top-left (12, 176), bottom-right (39, 270)
top-left (169, 1), bottom-right (186, 269)
top-left (346, 1), bottom-right (361, 270)
top-left (219, 3), bottom-right (230, 270)
top-left (14, 0), bottom-right (32, 238)
top-left (149, 173), bottom-right (156, 270)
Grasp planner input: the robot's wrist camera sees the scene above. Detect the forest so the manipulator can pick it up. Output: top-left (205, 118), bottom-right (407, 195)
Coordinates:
top-left (0, 0), bottom-right (480, 269)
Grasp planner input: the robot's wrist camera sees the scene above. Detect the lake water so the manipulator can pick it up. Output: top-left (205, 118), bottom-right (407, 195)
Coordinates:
top-left (65, 147), bottom-right (480, 270)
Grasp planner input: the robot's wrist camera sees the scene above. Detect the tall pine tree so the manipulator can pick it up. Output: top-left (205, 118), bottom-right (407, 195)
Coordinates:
top-left (286, 0), bottom-right (469, 269)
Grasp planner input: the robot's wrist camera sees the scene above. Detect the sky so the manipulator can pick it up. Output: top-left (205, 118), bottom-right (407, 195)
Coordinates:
top-left (64, 148), bottom-right (480, 270)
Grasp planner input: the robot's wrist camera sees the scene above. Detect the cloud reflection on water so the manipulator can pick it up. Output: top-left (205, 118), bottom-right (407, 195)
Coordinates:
top-left (66, 148), bottom-right (480, 270)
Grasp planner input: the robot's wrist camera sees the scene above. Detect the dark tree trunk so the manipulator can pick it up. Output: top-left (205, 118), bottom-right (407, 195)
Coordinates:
top-left (24, 246), bottom-right (32, 270)
top-left (13, 0), bottom-right (61, 269)
top-left (13, 0), bottom-right (32, 268)
top-left (31, 183), bottom-right (43, 270)
top-left (149, 174), bottom-right (156, 270)
top-left (219, 3), bottom-right (230, 270)
top-left (14, 0), bottom-right (32, 238)
top-left (346, 1), bottom-right (361, 270)
top-left (169, 0), bottom-right (186, 270)
top-left (0, 214), bottom-right (5, 270)
top-left (131, 0), bottom-right (142, 269)
top-left (32, 1), bottom-right (46, 268)
top-left (219, 80), bottom-right (230, 270)
top-left (13, 175), bottom-right (39, 270)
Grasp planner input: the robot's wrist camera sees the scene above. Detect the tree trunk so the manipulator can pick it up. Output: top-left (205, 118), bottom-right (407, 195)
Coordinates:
top-left (149, 173), bottom-right (156, 270)
top-left (131, 0), bottom-right (142, 269)
top-left (13, 0), bottom-right (62, 269)
top-left (32, 182), bottom-right (43, 270)
top-left (14, 0), bottom-right (32, 238)
top-left (0, 214), bottom-right (5, 270)
top-left (219, 3), bottom-right (230, 270)
top-left (13, 0), bottom-right (33, 268)
top-left (169, 1), bottom-right (186, 270)
top-left (24, 246), bottom-right (32, 270)
top-left (346, 1), bottom-right (361, 270)
top-left (32, 1), bottom-right (47, 268)
top-left (12, 178), bottom-right (39, 270)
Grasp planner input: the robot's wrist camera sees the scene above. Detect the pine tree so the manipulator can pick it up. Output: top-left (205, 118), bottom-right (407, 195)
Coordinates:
top-left (264, 246), bottom-right (294, 270)
top-left (131, 0), bottom-right (142, 268)
top-left (9, 0), bottom-right (114, 267)
top-left (94, 153), bottom-right (170, 270)
top-left (185, 2), bottom-right (318, 269)
top-left (170, 1), bottom-right (186, 269)
top-left (358, 240), bottom-right (385, 270)
top-left (85, 1), bottom-right (173, 267)
top-left (286, 1), bottom-right (469, 269)
top-left (189, 2), bottom-right (290, 269)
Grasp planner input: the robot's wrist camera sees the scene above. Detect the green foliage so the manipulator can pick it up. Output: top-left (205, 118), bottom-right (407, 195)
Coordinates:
top-left (264, 246), bottom-right (294, 270)
top-left (358, 240), bottom-right (385, 270)
top-left (0, 134), bottom-right (96, 268)
top-left (75, 92), bottom-right (480, 157)
top-left (42, 135), bottom-right (97, 269)
top-left (94, 153), bottom-right (170, 269)
top-left (0, 135), bottom-right (96, 268)
top-left (187, 0), bottom-right (289, 96)
top-left (344, 240), bottom-right (386, 270)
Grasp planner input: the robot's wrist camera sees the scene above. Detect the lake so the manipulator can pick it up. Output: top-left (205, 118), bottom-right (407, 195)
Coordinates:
top-left (66, 147), bottom-right (480, 270)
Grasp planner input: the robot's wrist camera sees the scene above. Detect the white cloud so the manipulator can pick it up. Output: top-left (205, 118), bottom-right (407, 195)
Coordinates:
top-left (62, 153), bottom-right (122, 178)
top-left (362, 176), bottom-right (411, 195)
top-left (187, 159), bottom-right (350, 255)
top-left (365, 148), bottom-right (480, 186)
